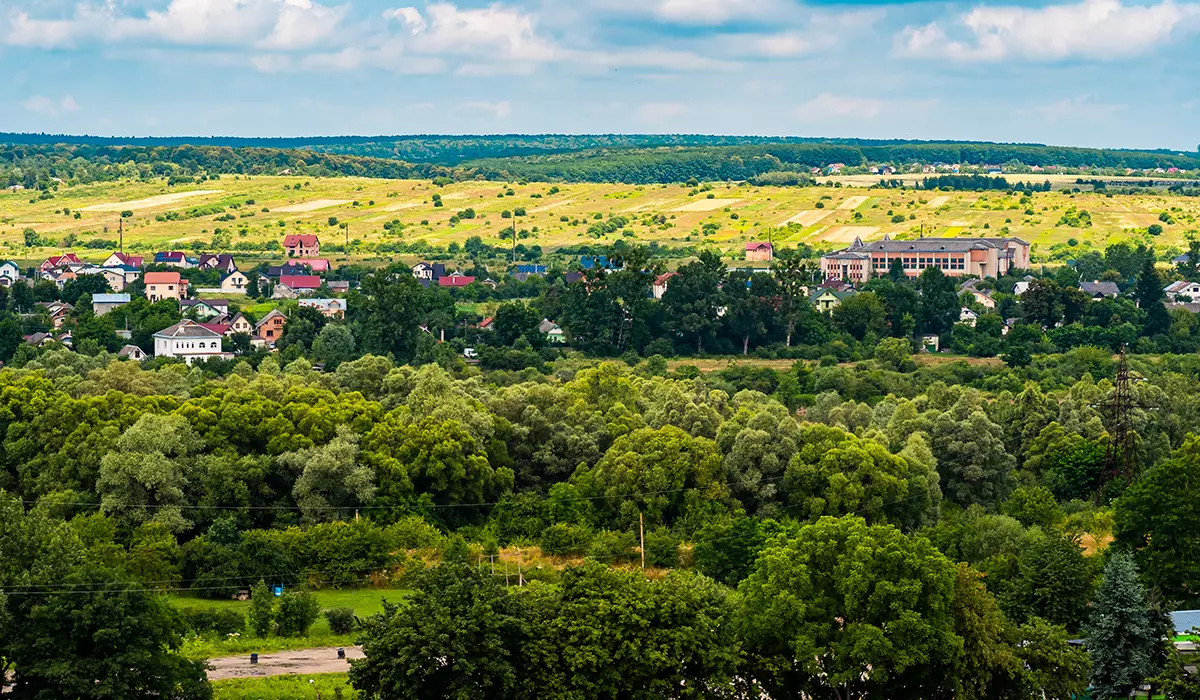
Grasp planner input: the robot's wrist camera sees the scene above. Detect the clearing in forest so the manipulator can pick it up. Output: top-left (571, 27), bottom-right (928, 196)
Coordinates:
top-left (672, 198), bottom-right (740, 212)
top-left (80, 190), bottom-right (223, 212)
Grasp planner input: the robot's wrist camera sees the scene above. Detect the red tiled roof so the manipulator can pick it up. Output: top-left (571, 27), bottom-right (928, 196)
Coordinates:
top-left (294, 258), bottom-right (331, 271)
top-left (112, 253), bottom-right (143, 267)
top-left (199, 323), bottom-right (231, 335)
top-left (144, 271), bottom-right (183, 284)
top-left (745, 241), bottom-right (773, 251)
top-left (438, 274), bottom-right (476, 287)
top-left (280, 274), bottom-right (322, 289)
top-left (284, 234), bottom-right (319, 248)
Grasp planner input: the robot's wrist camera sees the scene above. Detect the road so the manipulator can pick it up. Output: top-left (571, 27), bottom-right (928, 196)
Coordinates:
top-left (206, 646), bottom-right (364, 681)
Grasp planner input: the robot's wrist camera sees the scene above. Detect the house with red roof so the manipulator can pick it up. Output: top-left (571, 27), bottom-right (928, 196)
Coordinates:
top-left (292, 258), bottom-right (331, 272)
top-left (283, 234), bottom-right (320, 258)
top-left (40, 253), bottom-right (82, 273)
top-left (144, 271), bottom-right (188, 302)
top-left (652, 272), bottom-right (678, 300)
top-left (102, 252), bottom-right (144, 268)
top-left (273, 274), bottom-right (322, 298)
top-left (745, 242), bottom-right (774, 262)
top-left (438, 272), bottom-right (476, 288)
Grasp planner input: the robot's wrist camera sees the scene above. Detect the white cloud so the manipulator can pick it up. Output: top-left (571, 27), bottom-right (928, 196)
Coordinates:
top-left (22, 95), bottom-right (80, 116)
top-left (654, 0), bottom-right (770, 25)
top-left (637, 101), bottom-right (688, 122)
top-left (1019, 95), bottom-right (1126, 122)
top-left (383, 2), bottom-right (557, 61)
top-left (897, 0), bottom-right (1199, 62)
top-left (459, 100), bottom-right (512, 118)
top-left (749, 32), bottom-right (814, 58)
top-left (5, 0), bottom-right (347, 50)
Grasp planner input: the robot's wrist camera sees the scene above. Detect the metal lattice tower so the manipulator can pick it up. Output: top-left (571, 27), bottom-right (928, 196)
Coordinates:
top-left (1099, 348), bottom-right (1138, 498)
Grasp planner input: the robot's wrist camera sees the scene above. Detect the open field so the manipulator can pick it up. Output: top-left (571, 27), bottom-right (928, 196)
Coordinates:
top-left (1, 175), bottom-right (1197, 267)
top-left (212, 673), bottom-right (357, 699)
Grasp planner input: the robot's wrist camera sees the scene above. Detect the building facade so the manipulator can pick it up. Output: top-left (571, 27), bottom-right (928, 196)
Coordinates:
top-left (283, 234), bottom-right (320, 258)
top-left (145, 272), bottom-right (188, 302)
top-left (821, 236), bottom-right (1031, 283)
top-left (153, 320), bottom-right (225, 364)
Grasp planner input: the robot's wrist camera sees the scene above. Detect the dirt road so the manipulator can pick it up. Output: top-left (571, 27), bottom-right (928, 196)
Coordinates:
top-left (206, 647), bottom-right (364, 681)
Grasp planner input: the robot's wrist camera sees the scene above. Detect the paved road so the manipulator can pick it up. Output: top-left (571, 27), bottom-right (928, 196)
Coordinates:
top-left (206, 646), bottom-right (364, 681)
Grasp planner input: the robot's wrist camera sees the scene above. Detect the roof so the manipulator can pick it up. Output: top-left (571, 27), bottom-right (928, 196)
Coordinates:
top-left (153, 319), bottom-right (222, 339)
top-left (745, 241), bottom-right (773, 251)
top-left (255, 309), bottom-right (287, 328)
top-left (221, 270), bottom-right (247, 281)
top-left (279, 274), bottom-right (322, 289)
top-left (438, 273), bottom-right (476, 287)
top-left (181, 298), bottom-right (229, 308)
top-left (45, 253), bottom-right (82, 266)
top-left (580, 255), bottom-right (614, 270)
top-left (154, 251), bottom-right (188, 261)
top-left (109, 252), bottom-right (143, 267)
top-left (514, 264), bottom-right (547, 275)
top-left (200, 253), bottom-right (235, 266)
top-left (298, 298), bottom-right (345, 311)
top-left (539, 319), bottom-right (561, 334)
top-left (654, 272), bottom-right (678, 286)
top-left (93, 293), bottom-right (131, 304)
top-left (1164, 280), bottom-right (1199, 293)
top-left (145, 271), bottom-right (184, 284)
top-left (199, 323), bottom-right (231, 335)
top-left (1080, 280), bottom-right (1120, 296)
top-left (825, 236), bottom-right (1028, 259)
top-left (283, 234), bottom-right (319, 247)
top-left (265, 263), bottom-right (311, 277)
top-left (1171, 610), bottom-right (1200, 636)
top-left (293, 258), bottom-right (331, 272)
top-left (117, 344), bottom-right (145, 358)
top-left (810, 289), bottom-right (858, 302)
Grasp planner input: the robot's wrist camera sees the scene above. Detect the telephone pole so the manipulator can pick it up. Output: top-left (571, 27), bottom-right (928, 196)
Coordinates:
top-left (119, 217), bottom-right (124, 253)
top-left (639, 512), bottom-right (645, 570)
top-left (511, 216), bottom-right (517, 265)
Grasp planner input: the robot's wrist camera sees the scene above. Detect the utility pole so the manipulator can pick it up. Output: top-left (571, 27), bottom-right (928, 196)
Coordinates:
top-left (511, 215), bottom-right (517, 265)
top-left (639, 512), bottom-right (645, 570)
top-left (344, 223), bottom-right (349, 259)
top-left (118, 217), bottom-right (124, 253)
top-left (1098, 347), bottom-right (1138, 503)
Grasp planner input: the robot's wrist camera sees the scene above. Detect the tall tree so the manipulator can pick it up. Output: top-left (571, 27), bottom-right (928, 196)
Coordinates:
top-left (1134, 256), bottom-right (1171, 336)
top-left (1085, 549), bottom-right (1160, 700)
top-left (917, 267), bottom-right (960, 336)
top-left (661, 251), bottom-right (726, 353)
top-left (350, 265), bottom-right (428, 363)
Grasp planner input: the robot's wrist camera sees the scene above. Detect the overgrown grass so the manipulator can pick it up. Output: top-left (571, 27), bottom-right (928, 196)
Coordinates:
top-left (174, 589), bottom-right (407, 659)
top-left (211, 673), bottom-right (357, 699)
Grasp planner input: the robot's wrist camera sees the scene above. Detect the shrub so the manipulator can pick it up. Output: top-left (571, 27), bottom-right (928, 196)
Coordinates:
top-left (324, 607), bottom-right (356, 635)
top-left (249, 580), bottom-right (275, 637)
top-left (275, 590), bottom-right (321, 637)
top-left (644, 528), bottom-right (680, 568)
top-left (539, 523), bottom-right (593, 557)
top-left (181, 607), bottom-right (245, 636)
top-left (588, 530), bottom-right (637, 563)
top-left (387, 516), bottom-right (444, 551)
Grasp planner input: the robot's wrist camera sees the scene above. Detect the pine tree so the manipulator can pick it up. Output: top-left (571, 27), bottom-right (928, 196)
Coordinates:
top-left (1135, 257), bottom-right (1171, 336)
top-left (1085, 549), bottom-right (1161, 699)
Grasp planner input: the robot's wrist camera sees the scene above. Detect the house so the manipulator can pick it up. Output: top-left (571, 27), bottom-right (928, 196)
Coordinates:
top-left (957, 282), bottom-right (998, 310)
top-left (1012, 279), bottom-right (1033, 297)
top-left (412, 262), bottom-right (446, 284)
top-left (652, 272), bottom-right (677, 300)
top-left (580, 255), bottom-right (617, 270)
top-left (255, 309), bottom-right (288, 343)
top-left (810, 288), bottom-right (856, 313)
top-left (227, 313), bottom-right (254, 336)
top-left (153, 319), bottom-right (225, 364)
top-left (438, 272), bottom-right (476, 288)
top-left (23, 332), bottom-right (53, 346)
top-left (564, 271), bottom-right (585, 284)
top-left (1080, 280), bottom-right (1120, 299)
top-left (512, 264), bottom-right (548, 282)
top-left (198, 254), bottom-right (237, 273)
top-left (40, 253), bottom-right (82, 273)
top-left (1164, 280), bottom-right (1200, 301)
top-left (283, 234), bottom-right (320, 258)
top-left (92, 293), bottom-right (131, 315)
top-left (0, 261), bottom-right (20, 287)
top-left (98, 265), bottom-right (140, 292)
top-left (821, 236), bottom-right (1031, 283)
top-left (274, 275), bottom-right (322, 298)
top-left (102, 252), bottom-right (143, 268)
top-left (539, 319), bottom-right (566, 344)
top-left (265, 263), bottom-right (312, 279)
top-left (292, 258), bottom-right (331, 272)
top-left (220, 270), bottom-right (249, 294)
top-left (42, 268), bottom-right (77, 289)
top-left (745, 242), bottom-right (774, 262)
top-left (298, 298), bottom-right (346, 319)
top-left (37, 301), bottom-right (74, 329)
top-left (180, 299), bottom-right (229, 319)
top-left (960, 308), bottom-right (979, 326)
top-left (328, 280), bottom-right (351, 294)
top-left (145, 271), bottom-right (188, 302)
top-left (117, 344), bottom-right (148, 361)
top-left (478, 316), bottom-right (494, 331)
top-left (154, 251), bottom-right (198, 268)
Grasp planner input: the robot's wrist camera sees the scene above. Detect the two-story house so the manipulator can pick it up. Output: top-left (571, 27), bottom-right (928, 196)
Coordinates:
top-left (283, 234), bottom-right (320, 258)
top-left (153, 319), bottom-right (225, 365)
top-left (144, 271), bottom-right (188, 302)
top-left (255, 309), bottom-right (288, 343)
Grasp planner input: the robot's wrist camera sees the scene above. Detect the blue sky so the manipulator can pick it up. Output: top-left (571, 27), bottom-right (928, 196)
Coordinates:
top-left (2, 0), bottom-right (1198, 149)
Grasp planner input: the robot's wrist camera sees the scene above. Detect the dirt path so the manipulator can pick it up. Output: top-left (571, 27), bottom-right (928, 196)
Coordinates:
top-left (206, 646), bottom-right (364, 681)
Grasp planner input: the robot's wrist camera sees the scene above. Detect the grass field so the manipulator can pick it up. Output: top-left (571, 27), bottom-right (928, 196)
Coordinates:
top-left (213, 673), bottom-right (356, 700)
top-left (2, 175), bottom-right (1196, 267)
top-left (173, 588), bottom-right (407, 659)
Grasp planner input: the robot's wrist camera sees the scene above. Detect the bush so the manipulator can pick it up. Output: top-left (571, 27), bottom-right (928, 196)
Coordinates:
top-left (249, 580), bottom-right (275, 637)
top-left (387, 516), bottom-right (444, 551)
top-left (539, 523), bottom-right (593, 557)
top-left (275, 590), bottom-right (321, 637)
top-left (588, 530), bottom-right (637, 564)
top-left (181, 607), bottom-right (245, 636)
top-left (644, 528), bottom-right (680, 568)
top-left (324, 607), bottom-right (356, 635)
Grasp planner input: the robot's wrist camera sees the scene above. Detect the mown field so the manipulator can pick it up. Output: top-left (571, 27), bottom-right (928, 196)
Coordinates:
top-left (1, 174), bottom-right (1196, 266)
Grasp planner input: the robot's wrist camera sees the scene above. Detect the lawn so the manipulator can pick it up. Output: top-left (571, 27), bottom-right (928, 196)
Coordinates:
top-left (173, 588), bottom-right (407, 659)
top-left (212, 673), bottom-right (356, 700)
top-left (2, 174), bottom-right (1196, 268)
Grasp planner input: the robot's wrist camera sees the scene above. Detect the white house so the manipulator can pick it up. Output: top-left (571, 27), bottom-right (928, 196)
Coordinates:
top-left (1164, 280), bottom-right (1200, 301)
top-left (118, 344), bottom-right (148, 361)
top-left (220, 270), bottom-right (249, 295)
top-left (93, 293), bottom-right (131, 315)
top-left (539, 318), bottom-right (566, 344)
top-left (960, 308), bottom-right (979, 327)
top-left (153, 319), bottom-right (227, 365)
top-left (0, 261), bottom-right (20, 287)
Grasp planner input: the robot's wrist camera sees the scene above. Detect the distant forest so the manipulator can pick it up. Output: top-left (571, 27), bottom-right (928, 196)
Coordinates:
top-left (2, 135), bottom-right (1199, 187)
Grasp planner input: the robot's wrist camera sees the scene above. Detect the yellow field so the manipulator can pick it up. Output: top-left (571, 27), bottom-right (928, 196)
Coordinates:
top-left (0, 174), bottom-right (1195, 266)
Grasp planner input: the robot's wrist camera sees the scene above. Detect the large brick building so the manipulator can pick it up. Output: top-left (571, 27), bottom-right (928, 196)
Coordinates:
top-left (821, 235), bottom-right (1030, 283)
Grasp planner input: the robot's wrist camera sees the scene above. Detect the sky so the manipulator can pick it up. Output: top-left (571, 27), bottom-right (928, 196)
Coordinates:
top-left (1, 0), bottom-right (1198, 150)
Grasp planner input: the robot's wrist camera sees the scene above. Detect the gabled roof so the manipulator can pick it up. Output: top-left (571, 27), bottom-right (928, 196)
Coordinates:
top-left (117, 344), bottom-right (146, 358)
top-left (538, 319), bottom-right (561, 334)
top-left (154, 251), bottom-right (188, 261)
top-left (745, 241), bottom-right (773, 251)
top-left (199, 253), bottom-right (235, 268)
top-left (254, 308), bottom-right (287, 329)
top-left (109, 252), bottom-right (144, 267)
top-left (229, 312), bottom-right (252, 327)
top-left (279, 274), bottom-right (322, 289)
top-left (654, 272), bottom-right (678, 286)
top-left (293, 258), bottom-right (331, 272)
top-left (810, 289), bottom-right (857, 302)
top-left (265, 263), bottom-right (311, 277)
top-left (438, 273), bottom-right (475, 287)
top-left (221, 269), bottom-right (248, 281)
top-left (198, 323), bottom-right (231, 335)
top-left (153, 319), bottom-right (222, 339)
top-left (514, 264), bottom-right (547, 274)
top-left (181, 298), bottom-right (229, 309)
top-left (93, 293), bottom-right (131, 304)
top-left (145, 271), bottom-right (184, 284)
top-left (283, 234), bottom-right (319, 247)
top-left (1080, 280), bottom-right (1120, 297)
top-left (1164, 280), bottom-right (1199, 294)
